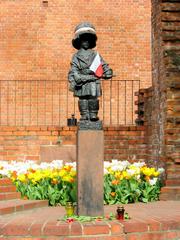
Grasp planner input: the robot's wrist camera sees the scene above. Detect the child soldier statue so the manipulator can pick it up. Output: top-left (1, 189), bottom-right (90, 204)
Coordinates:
top-left (68, 22), bottom-right (113, 129)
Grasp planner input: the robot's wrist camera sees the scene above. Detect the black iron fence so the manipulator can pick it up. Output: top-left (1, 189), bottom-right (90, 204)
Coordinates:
top-left (0, 79), bottom-right (140, 126)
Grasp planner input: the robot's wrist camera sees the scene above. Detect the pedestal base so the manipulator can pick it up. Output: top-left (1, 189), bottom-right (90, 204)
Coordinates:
top-left (78, 120), bottom-right (103, 130)
top-left (77, 130), bottom-right (104, 216)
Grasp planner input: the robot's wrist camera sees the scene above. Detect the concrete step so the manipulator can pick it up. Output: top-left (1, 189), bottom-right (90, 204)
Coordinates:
top-left (0, 199), bottom-right (49, 215)
top-left (160, 186), bottom-right (180, 201)
top-left (0, 192), bottom-right (21, 201)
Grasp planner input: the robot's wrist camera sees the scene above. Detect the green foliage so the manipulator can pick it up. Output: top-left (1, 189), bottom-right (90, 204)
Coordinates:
top-left (60, 212), bottom-right (130, 223)
top-left (15, 177), bottom-right (77, 206)
top-left (104, 173), bottom-right (162, 205)
top-left (15, 173), bottom-right (162, 206)
top-left (10, 160), bottom-right (163, 206)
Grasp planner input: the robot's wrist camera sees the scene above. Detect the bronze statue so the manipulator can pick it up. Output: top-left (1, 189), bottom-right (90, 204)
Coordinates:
top-left (68, 22), bottom-right (113, 129)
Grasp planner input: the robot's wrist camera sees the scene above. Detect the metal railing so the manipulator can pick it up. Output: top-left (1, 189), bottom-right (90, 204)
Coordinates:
top-left (0, 79), bottom-right (140, 126)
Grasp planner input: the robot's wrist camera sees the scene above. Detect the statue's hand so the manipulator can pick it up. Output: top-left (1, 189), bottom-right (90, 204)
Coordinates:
top-left (82, 75), bottom-right (99, 82)
top-left (74, 72), bottom-right (82, 84)
top-left (103, 69), bottom-right (113, 79)
top-left (81, 69), bottom-right (93, 75)
top-left (73, 72), bottom-right (99, 85)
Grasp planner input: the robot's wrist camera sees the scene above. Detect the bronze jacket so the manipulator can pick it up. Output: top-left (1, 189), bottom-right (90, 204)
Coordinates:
top-left (68, 49), bottom-right (112, 97)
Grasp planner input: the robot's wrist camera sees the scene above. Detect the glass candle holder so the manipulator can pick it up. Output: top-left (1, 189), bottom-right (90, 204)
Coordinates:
top-left (116, 206), bottom-right (125, 220)
top-left (65, 202), bottom-right (74, 217)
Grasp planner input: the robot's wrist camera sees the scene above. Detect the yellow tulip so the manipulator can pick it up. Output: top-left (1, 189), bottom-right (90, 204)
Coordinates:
top-left (17, 174), bottom-right (26, 183)
top-left (70, 170), bottom-right (76, 177)
top-left (59, 169), bottom-right (67, 177)
top-left (62, 175), bottom-right (74, 183)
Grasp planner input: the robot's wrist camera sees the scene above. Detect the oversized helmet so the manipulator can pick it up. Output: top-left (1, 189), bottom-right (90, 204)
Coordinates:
top-left (72, 22), bottom-right (97, 50)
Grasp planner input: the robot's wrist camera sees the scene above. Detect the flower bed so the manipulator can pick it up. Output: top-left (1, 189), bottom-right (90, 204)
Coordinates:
top-left (0, 160), bottom-right (164, 206)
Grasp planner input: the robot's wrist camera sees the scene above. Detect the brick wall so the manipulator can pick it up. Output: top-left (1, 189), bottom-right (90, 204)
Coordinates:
top-left (104, 126), bottom-right (146, 161)
top-left (142, 0), bottom-right (167, 168)
top-left (0, 126), bottom-right (146, 162)
top-left (1, 0), bottom-right (179, 171)
top-left (132, 0), bottom-right (166, 168)
top-left (0, 0), bottom-right (152, 84)
top-left (160, 0), bottom-right (180, 200)
top-left (0, 0), bottom-right (152, 126)
top-left (162, 1), bottom-right (180, 164)
top-left (136, 0), bottom-right (180, 169)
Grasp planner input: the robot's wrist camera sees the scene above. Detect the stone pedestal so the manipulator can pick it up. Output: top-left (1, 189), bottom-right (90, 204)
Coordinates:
top-left (77, 130), bottom-right (104, 216)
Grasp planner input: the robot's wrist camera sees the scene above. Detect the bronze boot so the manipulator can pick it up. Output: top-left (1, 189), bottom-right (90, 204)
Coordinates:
top-left (88, 99), bottom-right (99, 121)
top-left (78, 99), bottom-right (89, 121)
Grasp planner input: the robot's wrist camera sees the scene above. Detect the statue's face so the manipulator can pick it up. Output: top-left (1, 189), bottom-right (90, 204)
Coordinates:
top-left (80, 34), bottom-right (90, 50)
top-left (81, 40), bottom-right (90, 50)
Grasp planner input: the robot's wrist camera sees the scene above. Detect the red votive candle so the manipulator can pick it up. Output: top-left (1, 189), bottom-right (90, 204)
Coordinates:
top-left (116, 206), bottom-right (125, 220)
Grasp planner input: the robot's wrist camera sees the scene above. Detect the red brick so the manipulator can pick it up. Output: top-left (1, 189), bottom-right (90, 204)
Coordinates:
top-left (83, 223), bottom-right (110, 235)
top-left (62, 127), bottom-right (70, 131)
top-left (36, 131), bottom-right (51, 136)
top-left (25, 156), bottom-right (40, 161)
top-left (0, 178), bottom-right (13, 186)
top-left (147, 220), bottom-right (161, 231)
top-left (161, 219), bottom-right (180, 231)
top-left (2, 223), bottom-right (30, 236)
top-left (123, 221), bottom-right (148, 233)
top-left (70, 222), bottom-right (82, 235)
top-left (0, 206), bottom-right (15, 215)
top-left (0, 192), bottom-right (21, 200)
top-left (139, 232), bottom-right (165, 240)
top-left (13, 131), bottom-right (28, 136)
top-left (0, 132), bottom-right (13, 136)
top-left (43, 222), bottom-right (70, 236)
top-left (51, 131), bottom-right (59, 136)
top-left (109, 221), bottom-right (124, 235)
top-left (126, 233), bottom-right (141, 240)
top-left (164, 231), bottom-right (178, 239)
top-left (97, 236), bottom-right (126, 240)
top-left (0, 185), bottom-right (17, 193)
top-left (29, 223), bottom-right (44, 236)
top-left (26, 126), bottom-right (41, 131)
top-left (0, 127), bottom-right (17, 131)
